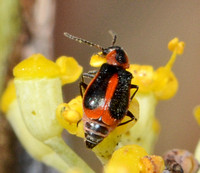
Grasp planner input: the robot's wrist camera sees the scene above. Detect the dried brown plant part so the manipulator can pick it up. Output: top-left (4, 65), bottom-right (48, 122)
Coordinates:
top-left (163, 149), bottom-right (200, 173)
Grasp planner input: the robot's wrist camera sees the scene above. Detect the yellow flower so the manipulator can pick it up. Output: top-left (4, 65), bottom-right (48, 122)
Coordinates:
top-left (56, 96), bottom-right (84, 137)
top-left (56, 56), bottom-right (83, 85)
top-left (0, 81), bottom-right (71, 173)
top-left (13, 53), bottom-right (83, 141)
top-left (13, 53), bottom-right (83, 84)
top-left (104, 145), bottom-right (148, 173)
top-left (0, 80), bottom-right (16, 113)
top-left (127, 65), bottom-right (154, 93)
top-left (153, 37), bottom-right (184, 100)
top-left (13, 54), bottom-right (61, 79)
top-left (127, 38), bottom-right (184, 100)
top-left (104, 145), bottom-right (164, 173)
top-left (168, 37), bottom-right (185, 55)
top-left (1, 54), bottom-right (94, 173)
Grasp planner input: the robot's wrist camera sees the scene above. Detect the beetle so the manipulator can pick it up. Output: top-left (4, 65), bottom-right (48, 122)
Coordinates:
top-left (64, 32), bottom-right (139, 149)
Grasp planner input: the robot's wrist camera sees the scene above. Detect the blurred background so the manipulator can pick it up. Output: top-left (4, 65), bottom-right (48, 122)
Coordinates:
top-left (55, 0), bottom-right (200, 153)
top-left (1, 1), bottom-right (200, 173)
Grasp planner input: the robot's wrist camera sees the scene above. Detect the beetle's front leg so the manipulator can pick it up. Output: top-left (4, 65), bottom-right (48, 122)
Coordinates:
top-left (79, 70), bottom-right (98, 97)
top-left (130, 84), bottom-right (139, 100)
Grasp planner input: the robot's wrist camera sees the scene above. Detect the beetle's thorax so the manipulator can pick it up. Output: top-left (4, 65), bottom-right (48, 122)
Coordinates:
top-left (103, 46), bottom-right (129, 69)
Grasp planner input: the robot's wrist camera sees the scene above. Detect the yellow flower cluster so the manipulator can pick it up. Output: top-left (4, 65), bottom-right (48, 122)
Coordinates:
top-left (0, 37), bottom-right (187, 173)
top-left (129, 37), bottom-right (184, 100)
top-left (0, 54), bottom-right (93, 173)
top-left (57, 38), bottom-right (184, 160)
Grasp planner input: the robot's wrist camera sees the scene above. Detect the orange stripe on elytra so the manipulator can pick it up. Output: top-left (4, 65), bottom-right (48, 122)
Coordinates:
top-left (84, 107), bottom-right (103, 119)
top-left (83, 73), bottom-right (120, 126)
top-left (102, 73), bottom-right (119, 125)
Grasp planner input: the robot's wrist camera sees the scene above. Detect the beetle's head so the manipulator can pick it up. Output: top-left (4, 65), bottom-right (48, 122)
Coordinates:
top-left (102, 46), bottom-right (129, 69)
top-left (64, 31), bottom-right (130, 69)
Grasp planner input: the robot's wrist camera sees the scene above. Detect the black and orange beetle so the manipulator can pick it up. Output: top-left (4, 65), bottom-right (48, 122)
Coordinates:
top-left (64, 32), bottom-right (139, 149)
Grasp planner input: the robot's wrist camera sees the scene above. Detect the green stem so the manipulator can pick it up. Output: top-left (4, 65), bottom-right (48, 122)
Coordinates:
top-left (45, 136), bottom-right (95, 173)
top-left (42, 152), bottom-right (70, 173)
top-left (165, 50), bottom-right (177, 70)
top-left (7, 100), bottom-right (69, 173)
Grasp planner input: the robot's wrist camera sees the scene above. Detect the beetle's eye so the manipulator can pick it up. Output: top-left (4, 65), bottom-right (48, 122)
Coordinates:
top-left (116, 50), bottom-right (127, 64)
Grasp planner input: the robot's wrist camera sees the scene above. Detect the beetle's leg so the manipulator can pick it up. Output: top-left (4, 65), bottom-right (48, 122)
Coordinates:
top-left (117, 110), bottom-right (137, 126)
top-left (130, 84), bottom-right (139, 100)
top-left (79, 74), bottom-right (88, 97)
top-left (86, 70), bottom-right (98, 75)
top-left (79, 71), bottom-right (97, 97)
top-left (77, 118), bottom-right (82, 127)
top-left (80, 71), bottom-right (98, 97)
top-left (79, 75), bottom-right (88, 98)
top-left (117, 85), bottom-right (139, 127)
top-left (82, 70), bottom-right (97, 79)
top-left (79, 82), bottom-right (87, 97)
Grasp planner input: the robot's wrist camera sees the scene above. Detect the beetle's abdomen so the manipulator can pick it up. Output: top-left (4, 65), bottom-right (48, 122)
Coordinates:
top-left (83, 117), bottom-right (110, 149)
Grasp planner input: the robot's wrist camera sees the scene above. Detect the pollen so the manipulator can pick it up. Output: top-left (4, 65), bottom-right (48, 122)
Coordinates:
top-left (13, 54), bottom-right (61, 79)
top-left (139, 155), bottom-right (165, 173)
top-left (90, 52), bottom-right (107, 67)
top-left (56, 56), bottom-right (83, 85)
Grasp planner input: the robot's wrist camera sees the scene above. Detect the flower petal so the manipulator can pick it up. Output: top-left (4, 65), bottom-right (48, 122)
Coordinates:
top-left (56, 56), bottom-right (83, 85)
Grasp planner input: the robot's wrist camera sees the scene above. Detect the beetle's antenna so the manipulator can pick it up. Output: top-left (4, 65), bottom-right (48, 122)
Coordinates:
top-left (64, 32), bottom-right (104, 51)
top-left (108, 30), bottom-right (117, 46)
